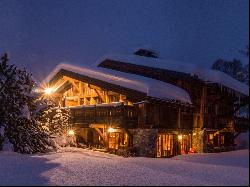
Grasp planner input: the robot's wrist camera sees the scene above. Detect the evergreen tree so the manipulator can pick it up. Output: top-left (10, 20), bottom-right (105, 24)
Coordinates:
top-left (0, 53), bottom-right (56, 153)
top-left (42, 105), bottom-right (71, 136)
top-left (212, 59), bottom-right (247, 83)
top-left (212, 46), bottom-right (249, 84)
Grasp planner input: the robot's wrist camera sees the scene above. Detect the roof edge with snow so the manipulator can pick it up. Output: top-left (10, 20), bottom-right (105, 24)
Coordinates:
top-left (96, 54), bottom-right (249, 96)
top-left (43, 63), bottom-right (192, 104)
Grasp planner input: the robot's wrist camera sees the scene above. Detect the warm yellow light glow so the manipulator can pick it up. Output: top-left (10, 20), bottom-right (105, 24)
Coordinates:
top-left (178, 135), bottom-right (182, 141)
top-left (108, 127), bottom-right (115, 133)
top-left (68, 130), bottom-right (75, 136)
top-left (44, 87), bottom-right (54, 95)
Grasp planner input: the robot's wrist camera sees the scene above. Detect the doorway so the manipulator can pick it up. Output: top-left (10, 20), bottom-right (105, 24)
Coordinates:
top-left (157, 134), bottom-right (174, 157)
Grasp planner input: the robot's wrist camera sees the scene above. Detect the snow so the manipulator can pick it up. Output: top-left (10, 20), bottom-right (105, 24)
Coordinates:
top-left (236, 106), bottom-right (249, 118)
top-left (43, 63), bottom-right (192, 104)
top-left (1, 138), bottom-right (14, 152)
top-left (20, 104), bottom-right (31, 120)
top-left (97, 54), bottom-right (249, 96)
top-left (69, 105), bottom-right (96, 109)
top-left (69, 102), bottom-right (124, 108)
top-left (235, 131), bottom-right (249, 149)
top-left (96, 102), bottom-right (123, 107)
top-left (0, 148), bottom-right (248, 186)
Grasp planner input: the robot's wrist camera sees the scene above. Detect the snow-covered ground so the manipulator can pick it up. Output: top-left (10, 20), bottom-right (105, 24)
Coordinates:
top-left (0, 148), bottom-right (248, 186)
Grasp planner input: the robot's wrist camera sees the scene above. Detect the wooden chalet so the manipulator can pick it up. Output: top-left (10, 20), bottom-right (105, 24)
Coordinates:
top-left (42, 49), bottom-right (249, 157)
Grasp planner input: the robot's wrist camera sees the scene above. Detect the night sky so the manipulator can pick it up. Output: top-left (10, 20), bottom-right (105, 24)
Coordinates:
top-left (0, 0), bottom-right (249, 83)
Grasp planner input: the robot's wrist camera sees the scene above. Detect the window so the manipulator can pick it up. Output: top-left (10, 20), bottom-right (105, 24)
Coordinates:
top-left (220, 135), bottom-right (224, 145)
top-left (108, 132), bottom-right (128, 149)
top-left (208, 133), bottom-right (214, 144)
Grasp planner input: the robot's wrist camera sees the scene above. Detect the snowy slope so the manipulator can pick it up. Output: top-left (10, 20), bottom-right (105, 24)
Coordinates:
top-left (43, 63), bottom-right (192, 104)
top-left (97, 54), bottom-right (249, 96)
top-left (0, 148), bottom-right (248, 186)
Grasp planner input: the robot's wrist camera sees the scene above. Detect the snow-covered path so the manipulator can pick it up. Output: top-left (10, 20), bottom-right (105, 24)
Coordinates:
top-left (0, 148), bottom-right (248, 186)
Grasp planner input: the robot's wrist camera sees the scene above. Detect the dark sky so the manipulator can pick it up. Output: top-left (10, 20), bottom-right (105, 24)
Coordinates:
top-left (0, 0), bottom-right (249, 83)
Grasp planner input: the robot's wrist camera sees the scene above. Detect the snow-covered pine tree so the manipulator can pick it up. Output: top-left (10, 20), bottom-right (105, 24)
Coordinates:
top-left (211, 59), bottom-right (246, 83)
top-left (0, 53), bottom-right (19, 150)
top-left (0, 53), bottom-right (56, 153)
top-left (212, 46), bottom-right (249, 84)
top-left (42, 105), bottom-right (70, 136)
top-left (41, 105), bottom-right (75, 147)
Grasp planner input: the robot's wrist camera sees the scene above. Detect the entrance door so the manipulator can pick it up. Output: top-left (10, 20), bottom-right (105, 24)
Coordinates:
top-left (179, 134), bottom-right (192, 154)
top-left (157, 134), bottom-right (174, 157)
top-left (108, 132), bottom-right (120, 149)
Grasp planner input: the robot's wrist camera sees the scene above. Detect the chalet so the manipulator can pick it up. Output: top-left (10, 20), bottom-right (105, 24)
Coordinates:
top-left (41, 49), bottom-right (249, 157)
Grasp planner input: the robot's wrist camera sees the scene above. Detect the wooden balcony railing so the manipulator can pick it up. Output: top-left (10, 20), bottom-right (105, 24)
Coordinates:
top-left (69, 103), bottom-right (138, 128)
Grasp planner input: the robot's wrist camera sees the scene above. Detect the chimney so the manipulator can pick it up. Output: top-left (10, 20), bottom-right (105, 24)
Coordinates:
top-left (133, 47), bottom-right (159, 58)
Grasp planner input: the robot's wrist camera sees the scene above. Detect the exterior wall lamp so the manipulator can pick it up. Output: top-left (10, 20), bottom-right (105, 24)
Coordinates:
top-left (108, 127), bottom-right (115, 133)
top-left (44, 87), bottom-right (54, 95)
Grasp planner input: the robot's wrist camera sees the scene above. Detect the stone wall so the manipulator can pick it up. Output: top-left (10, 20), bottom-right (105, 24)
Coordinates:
top-left (131, 129), bottom-right (158, 157)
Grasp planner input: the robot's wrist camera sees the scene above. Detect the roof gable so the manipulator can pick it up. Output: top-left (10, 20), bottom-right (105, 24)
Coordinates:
top-left (43, 63), bottom-right (192, 104)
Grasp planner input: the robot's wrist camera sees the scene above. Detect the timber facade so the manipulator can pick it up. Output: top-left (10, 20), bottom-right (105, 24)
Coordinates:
top-left (43, 49), bottom-right (249, 157)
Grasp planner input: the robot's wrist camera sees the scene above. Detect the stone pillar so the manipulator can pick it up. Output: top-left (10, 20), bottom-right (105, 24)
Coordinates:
top-left (132, 129), bottom-right (158, 157)
top-left (192, 128), bottom-right (206, 153)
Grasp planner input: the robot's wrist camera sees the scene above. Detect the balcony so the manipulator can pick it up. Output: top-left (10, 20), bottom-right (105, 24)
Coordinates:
top-left (70, 102), bottom-right (138, 128)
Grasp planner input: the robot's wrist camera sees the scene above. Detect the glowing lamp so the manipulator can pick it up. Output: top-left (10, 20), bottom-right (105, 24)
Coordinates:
top-left (178, 135), bottom-right (182, 141)
top-left (68, 130), bottom-right (75, 136)
top-left (44, 88), bottom-right (54, 95)
top-left (108, 127), bottom-right (115, 133)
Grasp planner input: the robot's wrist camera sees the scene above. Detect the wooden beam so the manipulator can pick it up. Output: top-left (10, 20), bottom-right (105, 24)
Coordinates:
top-left (89, 124), bottom-right (106, 139)
top-left (52, 78), bottom-right (68, 92)
top-left (63, 76), bottom-right (81, 93)
top-left (94, 128), bottom-right (104, 139)
top-left (177, 107), bottom-right (181, 129)
top-left (89, 124), bottom-right (105, 128)
top-left (70, 81), bottom-right (81, 93)
top-left (94, 89), bottom-right (105, 102)
top-left (199, 86), bottom-right (207, 128)
top-left (105, 91), bottom-right (109, 103)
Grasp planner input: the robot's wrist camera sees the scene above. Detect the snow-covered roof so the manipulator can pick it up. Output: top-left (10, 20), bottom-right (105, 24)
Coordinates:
top-left (43, 63), bottom-right (192, 104)
top-left (97, 54), bottom-right (249, 96)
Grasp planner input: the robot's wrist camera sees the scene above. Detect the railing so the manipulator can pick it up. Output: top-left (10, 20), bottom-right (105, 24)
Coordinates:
top-left (70, 103), bottom-right (138, 128)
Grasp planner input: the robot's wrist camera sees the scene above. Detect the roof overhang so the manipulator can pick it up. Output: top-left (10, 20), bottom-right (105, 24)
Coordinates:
top-left (42, 63), bottom-right (193, 105)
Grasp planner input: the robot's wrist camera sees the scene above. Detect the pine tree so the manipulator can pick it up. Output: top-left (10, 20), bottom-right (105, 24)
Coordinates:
top-left (0, 53), bottom-right (56, 153)
top-left (43, 106), bottom-right (70, 136)
top-left (212, 59), bottom-right (247, 83)
top-left (212, 46), bottom-right (249, 85)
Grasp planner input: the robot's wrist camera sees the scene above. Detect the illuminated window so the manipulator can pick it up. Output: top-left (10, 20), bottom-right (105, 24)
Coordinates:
top-left (220, 135), bottom-right (225, 145)
top-left (208, 133), bottom-right (214, 144)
